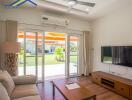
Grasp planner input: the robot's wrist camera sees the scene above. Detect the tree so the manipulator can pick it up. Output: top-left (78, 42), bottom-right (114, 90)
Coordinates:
top-left (18, 48), bottom-right (24, 64)
top-left (54, 47), bottom-right (64, 62)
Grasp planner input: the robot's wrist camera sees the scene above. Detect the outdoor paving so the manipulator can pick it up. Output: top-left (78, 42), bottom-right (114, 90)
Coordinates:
top-left (18, 63), bottom-right (77, 80)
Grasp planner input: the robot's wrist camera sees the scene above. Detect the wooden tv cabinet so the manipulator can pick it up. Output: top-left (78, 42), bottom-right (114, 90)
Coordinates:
top-left (91, 71), bottom-right (132, 100)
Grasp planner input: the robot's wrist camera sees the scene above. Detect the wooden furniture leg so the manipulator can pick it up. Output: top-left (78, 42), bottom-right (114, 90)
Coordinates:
top-left (52, 83), bottom-right (55, 100)
top-left (93, 95), bottom-right (96, 100)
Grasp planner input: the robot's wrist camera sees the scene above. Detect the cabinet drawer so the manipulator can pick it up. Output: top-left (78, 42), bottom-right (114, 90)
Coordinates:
top-left (115, 82), bottom-right (129, 97)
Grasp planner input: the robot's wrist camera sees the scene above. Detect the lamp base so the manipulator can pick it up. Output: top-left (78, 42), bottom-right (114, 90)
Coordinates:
top-left (5, 53), bottom-right (18, 76)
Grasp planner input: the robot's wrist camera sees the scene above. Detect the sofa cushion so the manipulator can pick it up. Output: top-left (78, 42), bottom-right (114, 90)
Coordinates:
top-left (13, 95), bottom-right (41, 100)
top-left (0, 71), bottom-right (15, 96)
top-left (12, 75), bottom-right (37, 85)
top-left (0, 83), bottom-right (10, 100)
top-left (11, 84), bottom-right (38, 99)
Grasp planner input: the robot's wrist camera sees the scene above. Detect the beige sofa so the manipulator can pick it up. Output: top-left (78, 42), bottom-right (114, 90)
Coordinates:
top-left (0, 70), bottom-right (41, 100)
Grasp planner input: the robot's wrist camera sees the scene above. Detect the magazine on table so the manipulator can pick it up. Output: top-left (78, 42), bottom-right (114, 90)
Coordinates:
top-left (65, 82), bottom-right (80, 90)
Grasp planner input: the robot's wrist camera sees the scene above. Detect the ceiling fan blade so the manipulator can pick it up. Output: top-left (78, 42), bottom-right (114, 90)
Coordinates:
top-left (77, 1), bottom-right (95, 7)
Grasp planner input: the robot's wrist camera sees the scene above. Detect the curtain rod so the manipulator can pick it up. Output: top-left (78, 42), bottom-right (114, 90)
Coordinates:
top-left (18, 22), bottom-right (83, 32)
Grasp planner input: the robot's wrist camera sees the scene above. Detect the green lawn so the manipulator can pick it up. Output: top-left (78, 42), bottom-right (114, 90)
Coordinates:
top-left (18, 54), bottom-right (77, 67)
top-left (103, 57), bottom-right (112, 62)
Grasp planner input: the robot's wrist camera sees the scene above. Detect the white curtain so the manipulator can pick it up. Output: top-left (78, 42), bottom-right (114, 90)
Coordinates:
top-left (83, 31), bottom-right (92, 75)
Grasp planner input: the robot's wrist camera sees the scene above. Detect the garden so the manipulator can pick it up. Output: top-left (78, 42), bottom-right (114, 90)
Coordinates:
top-left (18, 47), bottom-right (77, 67)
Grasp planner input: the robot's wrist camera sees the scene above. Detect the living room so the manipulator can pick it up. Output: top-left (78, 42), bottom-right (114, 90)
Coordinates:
top-left (0, 0), bottom-right (132, 100)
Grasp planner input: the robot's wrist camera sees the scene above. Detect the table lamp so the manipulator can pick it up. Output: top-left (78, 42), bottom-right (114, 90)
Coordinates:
top-left (2, 42), bottom-right (20, 76)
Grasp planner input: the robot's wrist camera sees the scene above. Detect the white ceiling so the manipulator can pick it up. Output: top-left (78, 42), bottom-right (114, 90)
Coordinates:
top-left (36, 0), bottom-right (132, 20)
top-left (0, 0), bottom-right (132, 20)
top-left (45, 0), bottom-right (94, 12)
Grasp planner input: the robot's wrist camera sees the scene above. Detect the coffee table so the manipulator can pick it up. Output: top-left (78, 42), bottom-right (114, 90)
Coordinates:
top-left (51, 79), bottom-right (96, 100)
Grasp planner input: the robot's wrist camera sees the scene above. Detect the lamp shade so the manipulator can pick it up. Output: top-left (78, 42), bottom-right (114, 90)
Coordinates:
top-left (2, 42), bottom-right (21, 53)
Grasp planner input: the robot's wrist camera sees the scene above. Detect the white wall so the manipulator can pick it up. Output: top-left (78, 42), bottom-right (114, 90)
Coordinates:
top-left (0, 8), bottom-right (90, 32)
top-left (0, 21), bottom-right (6, 69)
top-left (0, 6), bottom-right (4, 19)
top-left (92, 2), bottom-right (132, 79)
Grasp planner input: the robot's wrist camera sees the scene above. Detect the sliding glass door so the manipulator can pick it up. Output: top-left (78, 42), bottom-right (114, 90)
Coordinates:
top-left (18, 31), bottom-right (81, 81)
top-left (25, 32), bottom-right (36, 76)
top-left (69, 36), bottom-right (79, 76)
top-left (18, 31), bottom-right (44, 81)
top-left (37, 32), bottom-right (44, 81)
top-left (18, 32), bottom-right (24, 76)
top-left (44, 32), bottom-right (66, 80)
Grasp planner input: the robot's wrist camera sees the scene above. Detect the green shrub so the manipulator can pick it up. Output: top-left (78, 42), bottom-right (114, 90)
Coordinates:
top-left (54, 47), bottom-right (64, 62)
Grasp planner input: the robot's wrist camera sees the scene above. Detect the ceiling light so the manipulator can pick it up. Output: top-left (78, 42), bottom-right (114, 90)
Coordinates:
top-left (85, 8), bottom-right (90, 14)
top-left (68, 0), bottom-right (76, 6)
top-left (85, 8), bottom-right (90, 12)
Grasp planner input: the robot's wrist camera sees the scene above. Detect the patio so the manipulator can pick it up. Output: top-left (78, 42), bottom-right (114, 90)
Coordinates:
top-left (18, 63), bottom-right (77, 80)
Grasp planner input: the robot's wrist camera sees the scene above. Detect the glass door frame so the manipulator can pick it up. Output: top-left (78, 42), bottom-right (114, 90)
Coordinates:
top-left (66, 33), bottom-right (81, 78)
top-left (44, 32), bottom-right (66, 80)
top-left (18, 30), bottom-right (45, 82)
top-left (18, 30), bottom-right (81, 81)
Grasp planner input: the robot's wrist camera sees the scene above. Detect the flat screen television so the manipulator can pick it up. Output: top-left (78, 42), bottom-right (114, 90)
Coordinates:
top-left (101, 46), bottom-right (132, 67)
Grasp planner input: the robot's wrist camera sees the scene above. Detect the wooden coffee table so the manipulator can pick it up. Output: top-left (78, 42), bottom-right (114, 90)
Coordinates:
top-left (51, 79), bottom-right (96, 100)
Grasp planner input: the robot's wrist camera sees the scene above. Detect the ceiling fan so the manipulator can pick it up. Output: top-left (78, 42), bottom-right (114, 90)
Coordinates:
top-left (65, 0), bottom-right (96, 7)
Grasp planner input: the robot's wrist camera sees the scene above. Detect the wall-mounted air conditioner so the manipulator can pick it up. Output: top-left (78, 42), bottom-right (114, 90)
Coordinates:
top-left (41, 15), bottom-right (68, 26)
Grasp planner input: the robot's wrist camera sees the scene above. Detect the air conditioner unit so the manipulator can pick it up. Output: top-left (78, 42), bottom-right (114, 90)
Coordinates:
top-left (41, 15), bottom-right (68, 26)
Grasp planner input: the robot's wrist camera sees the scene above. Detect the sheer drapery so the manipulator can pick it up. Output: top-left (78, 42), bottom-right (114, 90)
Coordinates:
top-left (83, 31), bottom-right (92, 75)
